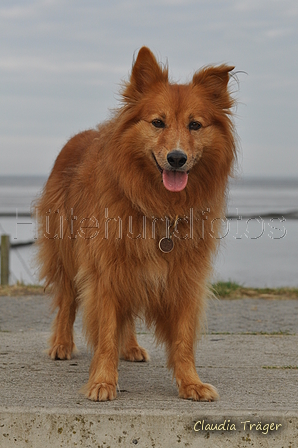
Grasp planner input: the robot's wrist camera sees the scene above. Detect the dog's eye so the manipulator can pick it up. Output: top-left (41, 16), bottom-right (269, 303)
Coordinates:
top-left (152, 119), bottom-right (165, 129)
top-left (189, 121), bottom-right (202, 131)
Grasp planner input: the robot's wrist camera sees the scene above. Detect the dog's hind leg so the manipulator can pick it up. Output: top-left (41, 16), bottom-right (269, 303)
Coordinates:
top-left (48, 275), bottom-right (78, 360)
top-left (119, 317), bottom-right (149, 362)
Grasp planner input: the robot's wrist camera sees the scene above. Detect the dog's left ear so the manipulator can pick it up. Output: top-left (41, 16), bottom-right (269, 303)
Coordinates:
top-left (193, 65), bottom-right (235, 109)
top-left (123, 47), bottom-right (168, 102)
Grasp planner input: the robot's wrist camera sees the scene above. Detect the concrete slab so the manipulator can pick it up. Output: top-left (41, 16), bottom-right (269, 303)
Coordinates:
top-left (0, 296), bottom-right (297, 447)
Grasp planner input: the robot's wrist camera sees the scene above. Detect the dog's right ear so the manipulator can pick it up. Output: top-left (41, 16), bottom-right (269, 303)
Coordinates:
top-left (123, 47), bottom-right (168, 102)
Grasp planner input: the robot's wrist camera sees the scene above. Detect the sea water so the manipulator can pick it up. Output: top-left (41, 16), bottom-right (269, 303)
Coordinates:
top-left (0, 176), bottom-right (297, 287)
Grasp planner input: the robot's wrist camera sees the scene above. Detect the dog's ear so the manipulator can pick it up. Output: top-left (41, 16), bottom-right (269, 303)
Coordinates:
top-left (123, 47), bottom-right (168, 102)
top-left (193, 65), bottom-right (235, 109)
top-left (131, 47), bottom-right (168, 93)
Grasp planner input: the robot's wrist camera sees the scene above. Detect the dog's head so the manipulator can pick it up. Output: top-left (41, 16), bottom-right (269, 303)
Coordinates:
top-left (113, 47), bottom-right (236, 211)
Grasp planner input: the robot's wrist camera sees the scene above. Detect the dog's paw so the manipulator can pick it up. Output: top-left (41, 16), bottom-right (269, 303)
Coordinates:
top-left (48, 343), bottom-right (75, 360)
top-left (121, 345), bottom-right (149, 362)
top-left (178, 382), bottom-right (219, 402)
top-left (86, 382), bottom-right (117, 401)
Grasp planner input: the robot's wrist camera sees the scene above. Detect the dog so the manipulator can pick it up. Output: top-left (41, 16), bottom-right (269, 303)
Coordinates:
top-left (35, 47), bottom-right (236, 401)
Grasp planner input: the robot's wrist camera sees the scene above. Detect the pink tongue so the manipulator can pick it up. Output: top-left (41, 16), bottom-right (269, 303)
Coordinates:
top-left (162, 170), bottom-right (188, 192)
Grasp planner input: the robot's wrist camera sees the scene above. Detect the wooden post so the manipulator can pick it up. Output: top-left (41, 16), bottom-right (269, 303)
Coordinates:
top-left (1, 234), bottom-right (10, 285)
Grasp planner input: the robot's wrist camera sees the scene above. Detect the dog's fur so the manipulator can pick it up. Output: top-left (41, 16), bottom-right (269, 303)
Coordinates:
top-left (35, 47), bottom-right (236, 401)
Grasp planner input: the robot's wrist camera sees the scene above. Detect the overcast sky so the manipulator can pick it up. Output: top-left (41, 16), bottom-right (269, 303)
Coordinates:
top-left (1, 0), bottom-right (298, 177)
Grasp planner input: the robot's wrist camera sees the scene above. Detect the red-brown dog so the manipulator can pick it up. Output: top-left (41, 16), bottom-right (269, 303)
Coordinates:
top-left (36, 47), bottom-right (236, 401)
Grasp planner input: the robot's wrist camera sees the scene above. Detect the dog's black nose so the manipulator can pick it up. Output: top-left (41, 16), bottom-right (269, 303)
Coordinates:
top-left (167, 150), bottom-right (187, 168)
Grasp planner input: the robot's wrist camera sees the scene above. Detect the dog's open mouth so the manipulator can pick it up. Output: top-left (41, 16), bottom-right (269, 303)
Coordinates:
top-left (152, 153), bottom-right (188, 192)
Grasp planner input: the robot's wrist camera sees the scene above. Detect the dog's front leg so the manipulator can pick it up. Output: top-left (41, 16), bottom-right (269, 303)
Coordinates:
top-left (83, 293), bottom-right (119, 401)
top-left (166, 302), bottom-right (219, 402)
